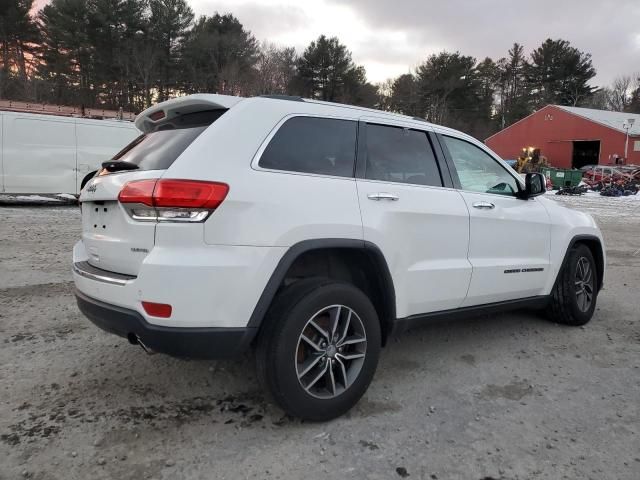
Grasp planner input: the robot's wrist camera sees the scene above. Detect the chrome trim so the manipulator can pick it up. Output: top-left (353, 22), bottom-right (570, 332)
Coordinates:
top-left (472, 201), bottom-right (495, 209)
top-left (367, 192), bottom-right (399, 201)
top-left (122, 203), bottom-right (212, 223)
top-left (73, 261), bottom-right (136, 286)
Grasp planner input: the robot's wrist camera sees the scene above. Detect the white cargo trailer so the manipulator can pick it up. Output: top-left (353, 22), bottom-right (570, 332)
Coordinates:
top-left (0, 110), bottom-right (140, 195)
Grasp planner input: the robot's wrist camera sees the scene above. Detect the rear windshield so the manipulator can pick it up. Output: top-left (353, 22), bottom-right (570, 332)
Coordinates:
top-left (111, 109), bottom-right (226, 170)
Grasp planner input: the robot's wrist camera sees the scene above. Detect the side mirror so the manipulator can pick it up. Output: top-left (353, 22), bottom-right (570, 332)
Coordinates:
top-left (519, 172), bottom-right (546, 199)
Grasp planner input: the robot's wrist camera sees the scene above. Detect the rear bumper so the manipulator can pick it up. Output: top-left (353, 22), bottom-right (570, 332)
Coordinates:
top-left (72, 239), bottom-right (286, 329)
top-left (76, 290), bottom-right (256, 358)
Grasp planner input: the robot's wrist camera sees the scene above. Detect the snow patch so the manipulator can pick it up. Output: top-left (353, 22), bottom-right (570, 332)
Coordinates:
top-left (0, 193), bottom-right (78, 206)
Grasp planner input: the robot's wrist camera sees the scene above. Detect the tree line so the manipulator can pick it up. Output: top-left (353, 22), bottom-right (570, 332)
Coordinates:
top-left (1, 0), bottom-right (638, 139)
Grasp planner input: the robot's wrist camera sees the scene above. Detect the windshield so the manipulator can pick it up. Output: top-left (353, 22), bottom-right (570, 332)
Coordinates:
top-left (111, 109), bottom-right (226, 170)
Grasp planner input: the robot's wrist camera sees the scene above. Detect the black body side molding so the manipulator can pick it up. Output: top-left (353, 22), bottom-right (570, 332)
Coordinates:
top-left (76, 290), bottom-right (255, 358)
top-left (246, 235), bottom-right (604, 345)
top-left (246, 239), bottom-right (396, 329)
top-left (391, 296), bottom-right (550, 337)
top-left (390, 234), bottom-right (605, 336)
top-left (553, 234), bottom-right (605, 292)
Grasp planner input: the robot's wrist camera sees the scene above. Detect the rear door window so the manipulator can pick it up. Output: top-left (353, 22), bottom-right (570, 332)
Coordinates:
top-left (112, 109), bottom-right (226, 170)
top-left (259, 116), bottom-right (357, 177)
top-left (364, 124), bottom-right (443, 187)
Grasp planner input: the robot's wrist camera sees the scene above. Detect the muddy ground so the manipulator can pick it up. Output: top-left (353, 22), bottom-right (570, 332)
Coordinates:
top-left (1, 195), bottom-right (639, 480)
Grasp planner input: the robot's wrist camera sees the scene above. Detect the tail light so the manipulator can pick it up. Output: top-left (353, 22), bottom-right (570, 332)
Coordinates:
top-left (118, 179), bottom-right (229, 222)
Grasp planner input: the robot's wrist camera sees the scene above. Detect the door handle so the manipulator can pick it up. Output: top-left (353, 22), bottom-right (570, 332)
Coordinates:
top-left (367, 193), bottom-right (399, 201)
top-left (472, 201), bottom-right (495, 209)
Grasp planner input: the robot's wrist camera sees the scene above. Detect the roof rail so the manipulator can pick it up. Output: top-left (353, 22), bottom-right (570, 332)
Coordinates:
top-left (259, 95), bottom-right (304, 102)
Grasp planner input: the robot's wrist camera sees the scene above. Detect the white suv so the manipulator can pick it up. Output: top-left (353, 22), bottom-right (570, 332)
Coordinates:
top-left (73, 94), bottom-right (605, 420)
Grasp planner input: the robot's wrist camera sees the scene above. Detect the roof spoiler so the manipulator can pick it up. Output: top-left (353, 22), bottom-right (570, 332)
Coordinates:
top-left (135, 94), bottom-right (244, 133)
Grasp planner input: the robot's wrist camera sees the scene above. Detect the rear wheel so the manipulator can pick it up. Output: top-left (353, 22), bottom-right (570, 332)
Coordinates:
top-left (255, 279), bottom-right (381, 421)
top-left (546, 244), bottom-right (598, 326)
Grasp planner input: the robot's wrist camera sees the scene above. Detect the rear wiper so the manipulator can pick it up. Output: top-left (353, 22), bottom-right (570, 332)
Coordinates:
top-left (101, 160), bottom-right (139, 172)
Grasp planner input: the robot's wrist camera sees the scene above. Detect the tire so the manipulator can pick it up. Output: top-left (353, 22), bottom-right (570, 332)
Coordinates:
top-left (255, 278), bottom-right (381, 421)
top-left (546, 244), bottom-right (598, 326)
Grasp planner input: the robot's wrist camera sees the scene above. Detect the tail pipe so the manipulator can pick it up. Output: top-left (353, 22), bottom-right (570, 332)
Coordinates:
top-left (127, 333), bottom-right (156, 355)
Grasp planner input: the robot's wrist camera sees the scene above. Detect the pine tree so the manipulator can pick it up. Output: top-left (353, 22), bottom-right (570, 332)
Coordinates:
top-left (475, 57), bottom-right (499, 138)
top-left (527, 38), bottom-right (596, 107)
top-left (179, 13), bottom-right (258, 95)
top-left (495, 43), bottom-right (532, 128)
top-left (0, 0), bottom-right (39, 98)
top-left (296, 35), bottom-right (355, 102)
top-left (149, 0), bottom-right (194, 101)
top-left (415, 51), bottom-right (479, 125)
top-left (389, 73), bottom-right (420, 116)
top-left (38, 0), bottom-right (94, 106)
top-left (89, 0), bottom-right (147, 110)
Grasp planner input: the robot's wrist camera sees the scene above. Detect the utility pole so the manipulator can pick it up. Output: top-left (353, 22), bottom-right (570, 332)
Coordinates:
top-left (623, 118), bottom-right (635, 161)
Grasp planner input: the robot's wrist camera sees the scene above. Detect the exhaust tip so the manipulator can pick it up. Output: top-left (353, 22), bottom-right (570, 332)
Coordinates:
top-left (127, 333), bottom-right (156, 355)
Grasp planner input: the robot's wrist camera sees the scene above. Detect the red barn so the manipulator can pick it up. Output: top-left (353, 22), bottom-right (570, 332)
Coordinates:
top-left (485, 105), bottom-right (640, 169)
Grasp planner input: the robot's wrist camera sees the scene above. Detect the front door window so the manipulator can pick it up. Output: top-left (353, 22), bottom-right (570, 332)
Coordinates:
top-left (442, 136), bottom-right (519, 196)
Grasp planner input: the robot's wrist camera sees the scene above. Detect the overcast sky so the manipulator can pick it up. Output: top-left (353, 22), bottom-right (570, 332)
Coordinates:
top-left (188, 0), bottom-right (639, 87)
top-left (33, 0), bottom-right (639, 86)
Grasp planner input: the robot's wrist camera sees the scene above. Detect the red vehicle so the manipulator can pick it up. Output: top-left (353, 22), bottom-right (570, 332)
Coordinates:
top-left (582, 166), bottom-right (631, 185)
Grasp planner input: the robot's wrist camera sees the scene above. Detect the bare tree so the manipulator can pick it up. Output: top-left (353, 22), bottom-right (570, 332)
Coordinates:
top-left (131, 29), bottom-right (160, 109)
top-left (607, 75), bottom-right (632, 111)
top-left (254, 42), bottom-right (297, 95)
top-left (375, 78), bottom-right (394, 111)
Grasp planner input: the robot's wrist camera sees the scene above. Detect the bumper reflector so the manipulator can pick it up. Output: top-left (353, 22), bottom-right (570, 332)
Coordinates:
top-left (142, 301), bottom-right (172, 318)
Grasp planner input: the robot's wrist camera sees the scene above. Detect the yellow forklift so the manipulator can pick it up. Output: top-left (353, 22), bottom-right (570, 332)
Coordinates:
top-left (516, 146), bottom-right (548, 173)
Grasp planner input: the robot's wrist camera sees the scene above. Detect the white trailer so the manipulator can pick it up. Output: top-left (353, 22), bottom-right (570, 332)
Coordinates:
top-left (0, 110), bottom-right (140, 195)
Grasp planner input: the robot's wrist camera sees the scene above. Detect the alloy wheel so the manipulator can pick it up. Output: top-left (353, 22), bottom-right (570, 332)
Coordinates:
top-left (295, 305), bottom-right (367, 399)
top-left (575, 256), bottom-right (594, 312)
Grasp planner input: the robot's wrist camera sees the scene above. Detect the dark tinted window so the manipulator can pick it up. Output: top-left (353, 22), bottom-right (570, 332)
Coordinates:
top-left (112, 109), bottom-right (226, 170)
top-left (259, 117), bottom-right (357, 177)
top-left (365, 124), bottom-right (442, 186)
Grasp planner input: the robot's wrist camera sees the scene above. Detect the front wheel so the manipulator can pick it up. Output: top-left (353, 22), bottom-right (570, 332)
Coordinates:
top-left (255, 279), bottom-right (381, 421)
top-left (546, 244), bottom-right (598, 326)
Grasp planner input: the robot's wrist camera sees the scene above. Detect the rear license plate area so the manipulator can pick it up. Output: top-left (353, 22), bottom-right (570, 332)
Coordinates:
top-left (85, 202), bottom-right (116, 231)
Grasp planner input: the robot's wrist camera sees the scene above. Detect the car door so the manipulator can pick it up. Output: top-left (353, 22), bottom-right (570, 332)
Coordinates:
top-left (355, 120), bottom-right (472, 318)
top-left (438, 133), bottom-right (551, 306)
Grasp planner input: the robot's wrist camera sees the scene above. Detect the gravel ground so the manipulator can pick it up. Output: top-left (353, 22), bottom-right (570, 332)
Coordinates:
top-left (1, 196), bottom-right (639, 480)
